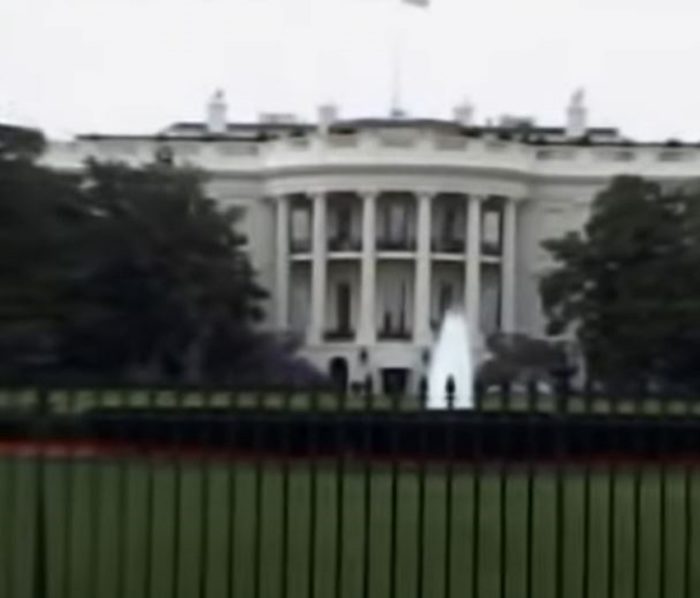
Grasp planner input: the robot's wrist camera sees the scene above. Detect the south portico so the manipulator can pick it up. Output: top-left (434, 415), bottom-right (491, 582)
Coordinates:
top-left (268, 179), bottom-right (523, 395)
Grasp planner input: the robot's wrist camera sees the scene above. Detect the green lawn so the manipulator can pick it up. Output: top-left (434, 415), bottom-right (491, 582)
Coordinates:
top-left (1, 456), bottom-right (699, 598)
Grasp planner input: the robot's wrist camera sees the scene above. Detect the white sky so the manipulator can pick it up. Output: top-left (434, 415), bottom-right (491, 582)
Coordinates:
top-left (1, 0), bottom-right (699, 140)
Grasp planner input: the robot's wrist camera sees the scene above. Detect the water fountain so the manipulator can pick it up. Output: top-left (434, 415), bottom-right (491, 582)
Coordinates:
top-left (427, 309), bottom-right (474, 409)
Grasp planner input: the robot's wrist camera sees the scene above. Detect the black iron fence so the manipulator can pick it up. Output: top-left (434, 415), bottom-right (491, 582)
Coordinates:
top-left (1, 382), bottom-right (700, 598)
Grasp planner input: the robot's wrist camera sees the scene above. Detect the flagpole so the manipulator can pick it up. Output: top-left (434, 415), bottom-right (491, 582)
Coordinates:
top-left (390, 0), bottom-right (404, 117)
top-left (390, 0), bottom-right (428, 117)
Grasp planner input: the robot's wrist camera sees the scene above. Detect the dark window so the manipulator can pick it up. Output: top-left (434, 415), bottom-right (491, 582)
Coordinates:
top-left (439, 282), bottom-right (453, 317)
top-left (337, 205), bottom-right (352, 241)
top-left (336, 282), bottom-right (351, 332)
top-left (442, 207), bottom-right (457, 241)
top-left (329, 358), bottom-right (349, 395)
top-left (482, 206), bottom-right (503, 254)
top-left (291, 207), bottom-right (311, 250)
top-left (398, 282), bottom-right (407, 331)
top-left (385, 202), bottom-right (408, 243)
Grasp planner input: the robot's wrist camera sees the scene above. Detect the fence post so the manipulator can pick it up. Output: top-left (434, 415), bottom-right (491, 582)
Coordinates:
top-left (32, 386), bottom-right (49, 598)
top-left (471, 378), bottom-right (484, 598)
top-left (444, 377), bottom-right (456, 598)
top-left (416, 376), bottom-right (428, 598)
top-left (554, 374), bottom-right (569, 598)
top-left (334, 389), bottom-right (347, 598)
top-left (498, 381), bottom-right (512, 598)
top-left (361, 377), bottom-right (373, 598)
top-left (524, 379), bottom-right (538, 598)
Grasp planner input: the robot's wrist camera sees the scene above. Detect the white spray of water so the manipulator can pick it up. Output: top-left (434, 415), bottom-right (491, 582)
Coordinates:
top-left (427, 310), bottom-right (474, 409)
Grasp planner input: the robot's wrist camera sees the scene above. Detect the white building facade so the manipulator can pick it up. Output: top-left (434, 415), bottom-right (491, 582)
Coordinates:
top-left (42, 93), bottom-right (700, 393)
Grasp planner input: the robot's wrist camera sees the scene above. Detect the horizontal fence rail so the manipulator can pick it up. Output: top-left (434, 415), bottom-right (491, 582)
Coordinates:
top-left (0, 384), bottom-right (699, 598)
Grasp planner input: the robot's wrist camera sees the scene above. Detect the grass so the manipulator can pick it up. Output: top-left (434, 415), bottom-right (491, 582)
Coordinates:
top-left (1, 455), bottom-right (700, 598)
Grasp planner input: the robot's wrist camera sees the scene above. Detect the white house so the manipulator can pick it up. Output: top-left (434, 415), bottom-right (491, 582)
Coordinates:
top-left (41, 91), bottom-right (700, 394)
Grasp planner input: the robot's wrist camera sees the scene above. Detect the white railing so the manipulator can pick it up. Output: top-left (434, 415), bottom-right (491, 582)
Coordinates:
top-left (44, 130), bottom-right (700, 180)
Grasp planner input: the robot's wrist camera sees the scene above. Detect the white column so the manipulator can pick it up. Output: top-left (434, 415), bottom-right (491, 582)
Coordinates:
top-left (466, 195), bottom-right (483, 340)
top-left (275, 195), bottom-right (290, 330)
top-left (309, 191), bottom-right (327, 344)
top-left (359, 190), bottom-right (377, 344)
top-left (501, 197), bottom-right (517, 333)
top-left (414, 191), bottom-right (433, 345)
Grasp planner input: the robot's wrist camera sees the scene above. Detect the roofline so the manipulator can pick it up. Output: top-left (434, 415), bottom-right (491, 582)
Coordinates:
top-left (73, 133), bottom-right (700, 149)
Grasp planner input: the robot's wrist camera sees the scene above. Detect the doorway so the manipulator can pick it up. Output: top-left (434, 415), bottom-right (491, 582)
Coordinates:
top-left (381, 368), bottom-right (409, 396)
top-left (329, 357), bottom-right (350, 395)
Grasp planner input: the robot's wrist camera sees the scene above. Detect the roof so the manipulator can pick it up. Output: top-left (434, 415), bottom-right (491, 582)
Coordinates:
top-left (77, 117), bottom-right (700, 148)
top-left (166, 121), bottom-right (315, 133)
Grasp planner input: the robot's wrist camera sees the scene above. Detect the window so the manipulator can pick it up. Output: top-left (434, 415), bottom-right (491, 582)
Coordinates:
top-left (336, 282), bottom-right (352, 332)
top-left (336, 205), bottom-right (352, 241)
top-left (658, 150), bottom-right (687, 162)
top-left (291, 207), bottom-right (311, 249)
top-left (385, 202), bottom-right (409, 243)
top-left (438, 282), bottom-right (453, 317)
top-left (482, 208), bottom-right (502, 254)
top-left (480, 265), bottom-right (501, 335)
top-left (613, 150), bottom-right (636, 162)
top-left (290, 278), bottom-right (310, 333)
top-left (381, 277), bottom-right (409, 336)
top-left (398, 282), bottom-right (407, 331)
top-left (442, 207), bottom-right (457, 241)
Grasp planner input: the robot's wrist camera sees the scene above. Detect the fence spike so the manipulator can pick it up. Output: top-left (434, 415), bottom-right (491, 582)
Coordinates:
top-left (363, 375), bottom-right (373, 401)
top-left (446, 376), bottom-right (456, 409)
top-left (418, 377), bottom-right (428, 408)
top-left (500, 381), bottom-right (512, 411)
top-left (473, 379), bottom-right (485, 411)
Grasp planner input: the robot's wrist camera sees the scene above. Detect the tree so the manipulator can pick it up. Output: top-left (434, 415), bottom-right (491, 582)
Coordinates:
top-left (0, 129), bottom-right (322, 386)
top-left (58, 160), bottom-right (273, 382)
top-left (0, 125), bottom-right (85, 375)
top-left (477, 332), bottom-right (570, 388)
top-left (540, 176), bottom-right (700, 391)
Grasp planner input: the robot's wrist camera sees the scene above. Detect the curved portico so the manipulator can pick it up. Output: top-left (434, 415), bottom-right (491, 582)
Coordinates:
top-left (273, 187), bottom-right (521, 391)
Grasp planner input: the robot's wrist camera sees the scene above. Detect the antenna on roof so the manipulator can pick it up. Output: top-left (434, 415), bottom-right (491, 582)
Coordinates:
top-left (390, 0), bottom-right (430, 118)
top-left (390, 2), bottom-right (404, 118)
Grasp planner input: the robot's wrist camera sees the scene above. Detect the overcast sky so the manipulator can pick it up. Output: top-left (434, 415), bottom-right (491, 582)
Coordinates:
top-left (1, 0), bottom-right (699, 140)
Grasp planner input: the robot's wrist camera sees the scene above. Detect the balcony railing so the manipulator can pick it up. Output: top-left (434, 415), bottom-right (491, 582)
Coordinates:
top-left (290, 238), bottom-right (312, 253)
top-left (328, 237), bottom-right (362, 252)
top-left (324, 328), bottom-right (356, 342)
top-left (481, 240), bottom-right (502, 257)
top-left (432, 237), bottom-right (466, 253)
top-left (376, 237), bottom-right (416, 251)
top-left (378, 328), bottom-right (413, 341)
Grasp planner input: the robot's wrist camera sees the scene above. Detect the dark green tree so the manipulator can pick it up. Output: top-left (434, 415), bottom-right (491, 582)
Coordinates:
top-left (0, 127), bottom-right (322, 385)
top-left (0, 125), bottom-right (85, 375)
top-left (540, 175), bottom-right (700, 390)
top-left (477, 332), bottom-right (569, 387)
top-left (59, 159), bottom-right (269, 382)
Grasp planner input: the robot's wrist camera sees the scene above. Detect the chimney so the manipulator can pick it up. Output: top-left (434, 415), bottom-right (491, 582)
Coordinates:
top-left (206, 89), bottom-right (227, 135)
top-left (318, 103), bottom-right (339, 134)
top-left (566, 88), bottom-right (587, 139)
top-left (453, 99), bottom-right (475, 127)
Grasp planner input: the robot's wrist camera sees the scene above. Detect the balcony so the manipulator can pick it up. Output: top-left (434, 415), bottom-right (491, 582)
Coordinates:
top-left (377, 312), bottom-right (412, 341)
top-left (324, 328), bottom-right (356, 342)
top-left (432, 237), bottom-right (466, 254)
top-left (481, 240), bottom-right (502, 257)
top-left (378, 328), bottom-right (413, 341)
top-left (290, 238), bottom-right (312, 254)
top-left (328, 236), bottom-right (362, 253)
top-left (376, 237), bottom-right (416, 252)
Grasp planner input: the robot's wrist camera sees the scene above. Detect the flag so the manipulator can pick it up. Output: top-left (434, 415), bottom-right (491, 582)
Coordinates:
top-left (403, 0), bottom-right (429, 7)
